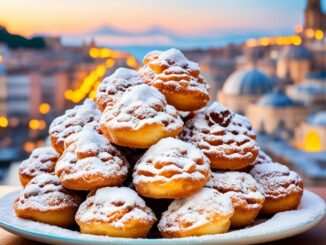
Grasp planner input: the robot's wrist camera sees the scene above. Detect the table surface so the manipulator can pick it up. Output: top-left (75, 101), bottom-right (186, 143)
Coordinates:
top-left (0, 186), bottom-right (325, 245)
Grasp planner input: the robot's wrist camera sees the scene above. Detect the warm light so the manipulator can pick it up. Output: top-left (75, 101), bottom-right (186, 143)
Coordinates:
top-left (291, 36), bottom-right (302, 46)
top-left (29, 119), bottom-right (40, 130)
top-left (126, 56), bottom-right (138, 68)
top-left (295, 25), bottom-right (303, 33)
top-left (65, 89), bottom-right (74, 100)
top-left (89, 48), bottom-right (100, 58)
top-left (260, 37), bottom-right (270, 46)
top-left (96, 65), bottom-right (106, 77)
top-left (38, 120), bottom-right (47, 130)
top-left (39, 103), bottom-right (51, 114)
top-left (0, 117), bottom-right (8, 128)
top-left (100, 48), bottom-right (112, 58)
top-left (304, 130), bottom-right (322, 152)
top-left (89, 90), bottom-right (96, 99)
top-left (305, 28), bottom-right (314, 38)
top-left (315, 30), bottom-right (324, 40)
top-left (24, 141), bottom-right (35, 153)
top-left (0, 55), bottom-right (3, 63)
top-left (106, 58), bottom-right (115, 68)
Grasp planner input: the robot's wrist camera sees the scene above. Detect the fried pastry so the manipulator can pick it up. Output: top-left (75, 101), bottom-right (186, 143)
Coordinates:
top-left (95, 68), bottom-right (144, 111)
top-left (181, 102), bottom-right (258, 170)
top-left (133, 137), bottom-right (211, 199)
top-left (250, 162), bottom-right (303, 215)
top-left (14, 174), bottom-right (82, 227)
top-left (18, 147), bottom-right (60, 187)
top-left (55, 126), bottom-right (129, 191)
top-left (100, 84), bottom-right (183, 148)
top-left (49, 99), bottom-right (101, 154)
top-left (76, 186), bottom-right (157, 238)
top-left (140, 48), bottom-right (210, 111)
top-left (158, 188), bottom-right (234, 238)
top-left (206, 172), bottom-right (265, 227)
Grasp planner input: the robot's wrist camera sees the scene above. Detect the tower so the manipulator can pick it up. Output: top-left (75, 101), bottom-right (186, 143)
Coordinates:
top-left (304, 0), bottom-right (326, 31)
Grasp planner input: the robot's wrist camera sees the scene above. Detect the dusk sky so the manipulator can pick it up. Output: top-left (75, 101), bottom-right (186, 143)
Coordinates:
top-left (1, 0), bottom-right (325, 37)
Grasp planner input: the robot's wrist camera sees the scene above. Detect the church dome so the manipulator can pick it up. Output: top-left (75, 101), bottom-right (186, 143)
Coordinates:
top-left (222, 68), bottom-right (274, 95)
top-left (258, 90), bottom-right (302, 108)
top-left (278, 45), bottom-right (312, 60)
top-left (308, 112), bottom-right (326, 126)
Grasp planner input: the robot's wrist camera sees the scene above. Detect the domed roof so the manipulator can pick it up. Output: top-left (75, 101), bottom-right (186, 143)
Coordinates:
top-left (278, 45), bottom-right (312, 60)
top-left (222, 68), bottom-right (274, 95)
top-left (258, 90), bottom-right (302, 108)
top-left (308, 112), bottom-right (326, 126)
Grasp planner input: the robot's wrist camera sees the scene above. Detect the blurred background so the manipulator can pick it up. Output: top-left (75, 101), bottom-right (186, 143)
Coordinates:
top-left (0, 0), bottom-right (325, 186)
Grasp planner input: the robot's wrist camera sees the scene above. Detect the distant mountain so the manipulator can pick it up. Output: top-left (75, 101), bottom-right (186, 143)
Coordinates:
top-left (0, 26), bottom-right (46, 49)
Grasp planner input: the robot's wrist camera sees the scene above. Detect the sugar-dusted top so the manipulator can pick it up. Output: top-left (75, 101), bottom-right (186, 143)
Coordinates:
top-left (49, 99), bottom-right (101, 152)
top-left (19, 146), bottom-right (60, 177)
top-left (100, 84), bottom-right (183, 131)
top-left (250, 162), bottom-right (303, 199)
top-left (76, 187), bottom-right (156, 228)
top-left (95, 68), bottom-right (143, 111)
top-left (158, 188), bottom-right (233, 233)
top-left (133, 137), bottom-right (211, 184)
top-left (55, 126), bottom-right (129, 183)
top-left (181, 101), bottom-right (258, 161)
top-left (206, 172), bottom-right (265, 210)
top-left (14, 174), bottom-right (82, 212)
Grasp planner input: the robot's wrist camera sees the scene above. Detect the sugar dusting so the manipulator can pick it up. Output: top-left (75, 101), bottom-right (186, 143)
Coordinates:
top-left (133, 137), bottom-right (211, 184)
top-left (100, 84), bottom-right (183, 131)
top-left (76, 187), bottom-right (156, 228)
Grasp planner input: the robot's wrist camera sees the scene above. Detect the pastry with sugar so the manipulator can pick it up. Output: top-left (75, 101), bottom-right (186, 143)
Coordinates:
top-left (14, 174), bottom-right (82, 227)
top-left (49, 99), bottom-right (101, 154)
top-left (181, 102), bottom-right (258, 170)
top-left (76, 186), bottom-right (157, 238)
top-left (95, 68), bottom-right (144, 111)
top-left (18, 146), bottom-right (60, 187)
top-left (100, 84), bottom-right (183, 148)
top-left (250, 162), bottom-right (303, 215)
top-left (140, 48), bottom-right (210, 111)
top-left (158, 188), bottom-right (234, 238)
top-left (206, 172), bottom-right (265, 227)
top-left (133, 137), bottom-right (211, 199)
top-left (55, 126), bottom-right (129, 191)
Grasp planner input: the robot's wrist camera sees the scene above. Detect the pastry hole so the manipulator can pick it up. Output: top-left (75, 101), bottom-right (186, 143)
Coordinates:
top-left (112, 201), bottom-right (125, 207)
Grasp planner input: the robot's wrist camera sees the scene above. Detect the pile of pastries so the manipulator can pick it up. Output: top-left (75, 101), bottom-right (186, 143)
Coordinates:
top-left (14, 48), bottom-right (304, 239)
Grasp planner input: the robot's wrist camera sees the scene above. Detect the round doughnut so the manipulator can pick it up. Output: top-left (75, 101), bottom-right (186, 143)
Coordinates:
top-left (14, 174), bottom-right (82, 227)
top-left (75, 186), bottom-right (157, 238)
top-left (133, 137), bottom-right (211, 199)
top-left (95, 68), bottom-right (143, 111)
top-left (99, 84), bottom-right (183, 148)
top-left (158, 188), bottom-right (234, 238)
top-left (55, 126), bottom-right (129, 191)
top-left (140, 48), bottom-right (210, 111)
top-left (18, 147), bottom-right (60, 187)
top-left (206, 172), bottom-right (265, 228)
top-left (181, 102), bottom-right (259, 170)
top-left (250, 162), bottom-right (303, 215)
top-left (49, 99), bottom-right (101, 154)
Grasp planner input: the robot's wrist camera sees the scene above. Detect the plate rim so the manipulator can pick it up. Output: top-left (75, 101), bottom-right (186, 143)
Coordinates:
top-left (0, 189), bottom-right (325, 245)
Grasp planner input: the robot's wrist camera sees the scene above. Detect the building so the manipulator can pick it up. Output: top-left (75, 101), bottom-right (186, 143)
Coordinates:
top-left (276, 45), bottom-right (313, 84)
top-left (217, 68), bottom-right (274, 114)
top-left (247, 90), bottom-right (308, 139)
top-left (304, 0), bottom-right (326, 32)
top-left (295, 111), bottom-right (326, 152)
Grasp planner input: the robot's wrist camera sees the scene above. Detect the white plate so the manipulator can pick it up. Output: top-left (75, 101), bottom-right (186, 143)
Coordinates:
top-left (0, 190), bottom-right (325, 245)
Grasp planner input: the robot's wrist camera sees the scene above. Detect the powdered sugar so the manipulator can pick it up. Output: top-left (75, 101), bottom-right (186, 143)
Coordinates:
top-left (95, 68), bottom-right (144, 111)
top-left (181, 102), bottom-right (258, 161)
top-left (14, 174), bottom-right (82, 212)
top-left (133, 137), bottom-right (211, 184)
top-left (76, 187), bottom-right (156, 228)
top-left (49, 99), bottom-right (102, 153)
top-left (206, 172), bottom-right (264, 210)
top-left (158, 188), bottom-right (233, 233)
top-left (55, 126), bottom-right (129, 185)
top-left (100, 84), bottom-right (183, 131)
top-left (19, 147), bottom-right (60, 177)
top-left (250, 162), bottom-right (303, 199)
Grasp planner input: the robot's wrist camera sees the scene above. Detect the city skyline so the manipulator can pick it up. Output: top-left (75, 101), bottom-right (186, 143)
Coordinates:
top-left (1, 0), bottom-right (325, 37)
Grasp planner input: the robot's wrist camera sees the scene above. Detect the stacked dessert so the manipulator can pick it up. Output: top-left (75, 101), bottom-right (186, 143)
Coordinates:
top-left (14, 48), bottom-right (304, 238)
